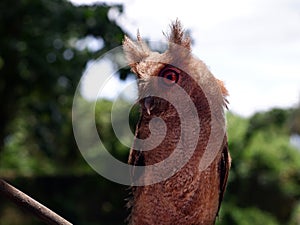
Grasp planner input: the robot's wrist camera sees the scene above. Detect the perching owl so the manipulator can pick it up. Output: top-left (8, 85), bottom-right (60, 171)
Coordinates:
top-left (123, 20), bottom-right (231, 225)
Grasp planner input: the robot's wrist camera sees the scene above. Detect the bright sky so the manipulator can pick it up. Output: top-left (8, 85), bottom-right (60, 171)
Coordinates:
top-left (69, 0), bottom-right (300, 117)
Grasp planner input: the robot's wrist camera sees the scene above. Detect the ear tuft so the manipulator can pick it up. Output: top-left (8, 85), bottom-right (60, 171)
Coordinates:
top-left (167, 19), bottom-right (191, 50)
top-left (123, 33), bottom-right (151, 67)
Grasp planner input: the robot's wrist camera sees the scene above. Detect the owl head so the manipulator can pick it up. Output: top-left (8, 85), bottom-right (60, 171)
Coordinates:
top-left (123, 20), bottom-right (228, 118)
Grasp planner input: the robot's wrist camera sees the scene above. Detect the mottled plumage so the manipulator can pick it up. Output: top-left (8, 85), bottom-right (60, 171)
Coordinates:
top-left (123, 20), bottom-right (231, 225)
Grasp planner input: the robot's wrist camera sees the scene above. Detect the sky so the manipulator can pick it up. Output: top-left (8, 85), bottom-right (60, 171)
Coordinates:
top-left (69, 0), bottom-right (300, 117)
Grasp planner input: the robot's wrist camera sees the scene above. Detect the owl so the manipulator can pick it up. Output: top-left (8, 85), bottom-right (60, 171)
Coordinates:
top-left (123, 20), bottom-right (231, 225)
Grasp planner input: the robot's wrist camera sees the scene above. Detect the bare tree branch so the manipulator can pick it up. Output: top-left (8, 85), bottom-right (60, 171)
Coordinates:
top-left (0, 179), bottom-right (73, 225)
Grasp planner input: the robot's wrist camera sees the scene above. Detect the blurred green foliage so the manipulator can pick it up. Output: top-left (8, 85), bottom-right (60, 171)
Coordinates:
top-left (216, 109), bottom-right (300, 225)
top-left (0, 0), bottom-right (126, 176)
top-left (1, 0), bottom-right (300, 224)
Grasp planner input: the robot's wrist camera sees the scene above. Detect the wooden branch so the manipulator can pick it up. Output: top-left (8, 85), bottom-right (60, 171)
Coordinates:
top-left (0, 179), bottom-right (73, 225)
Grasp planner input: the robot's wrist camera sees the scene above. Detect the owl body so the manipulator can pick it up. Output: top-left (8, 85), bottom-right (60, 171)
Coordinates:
top-left (123, 20), bottom-right (230, 225)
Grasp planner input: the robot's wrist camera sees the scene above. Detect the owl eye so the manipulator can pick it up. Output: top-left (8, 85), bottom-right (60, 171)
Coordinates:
top-left (159, 68), bottom-right (180, 86)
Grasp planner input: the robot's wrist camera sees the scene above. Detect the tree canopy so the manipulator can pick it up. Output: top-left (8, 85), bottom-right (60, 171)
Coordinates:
top-left (0, 0), bottom-right (126, 175)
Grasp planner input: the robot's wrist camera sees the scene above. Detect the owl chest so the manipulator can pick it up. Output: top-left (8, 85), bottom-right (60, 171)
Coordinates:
top-left (134, 162), bottom-right (220, 225)
top-left (137, 115), bottom-right (182, 164)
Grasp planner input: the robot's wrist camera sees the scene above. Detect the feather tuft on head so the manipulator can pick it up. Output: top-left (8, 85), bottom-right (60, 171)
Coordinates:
top-left (123, 32), bottom-right (151, 73)
top-left (167, 19), bottom-right (191, 50)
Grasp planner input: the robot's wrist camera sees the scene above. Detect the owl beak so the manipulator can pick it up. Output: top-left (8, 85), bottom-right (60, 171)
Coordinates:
top-left (144, 96), bottom-right (155, 115)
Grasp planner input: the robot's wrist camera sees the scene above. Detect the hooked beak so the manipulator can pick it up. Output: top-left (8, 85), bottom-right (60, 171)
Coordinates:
top-left (144, 96), bottom-right (155, 115)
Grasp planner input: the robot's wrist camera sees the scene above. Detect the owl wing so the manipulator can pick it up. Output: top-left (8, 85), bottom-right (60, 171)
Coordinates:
top-left (128, 148), bottom-right (144, 166)
top-left (128, 118), bottom-right (145, 183)
top-left (217, 136), bottom-right (231, 215)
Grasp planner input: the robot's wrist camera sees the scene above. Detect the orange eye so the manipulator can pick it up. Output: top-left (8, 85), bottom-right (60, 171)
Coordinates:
top-left (159, 68), bottom-right (179, 86)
